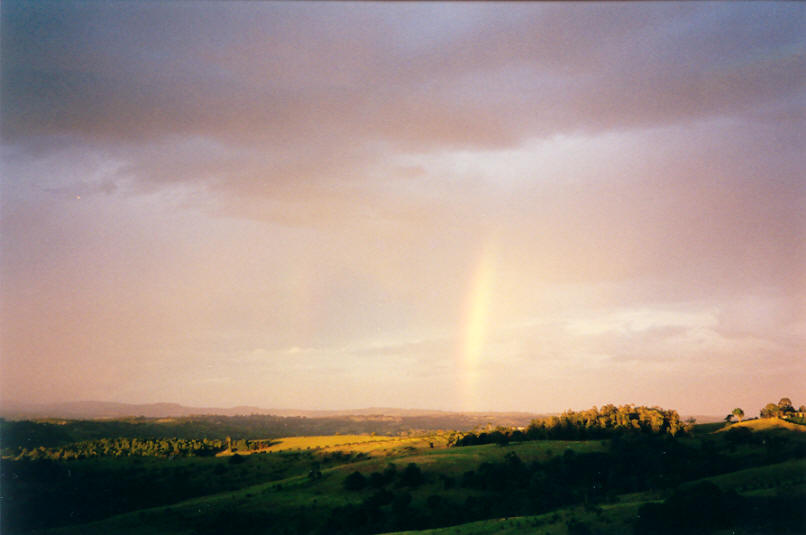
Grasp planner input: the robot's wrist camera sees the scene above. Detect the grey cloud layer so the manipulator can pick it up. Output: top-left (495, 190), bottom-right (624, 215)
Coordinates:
top-left (3, 1), bottom-right (803, 294)
top-left (4, 3), bottom-right (804, 150)
top-left (2, 2), bottom-right (804, 412)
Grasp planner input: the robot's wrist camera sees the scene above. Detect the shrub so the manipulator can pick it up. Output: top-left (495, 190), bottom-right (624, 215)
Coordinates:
top-left (343, 470), bottom-right (367, 491)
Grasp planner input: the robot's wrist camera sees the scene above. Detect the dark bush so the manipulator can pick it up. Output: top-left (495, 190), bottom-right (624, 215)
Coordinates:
top-left (343, 470), bottom-right (367, 491)
top-left (399, 463), bottom-right (424, 487)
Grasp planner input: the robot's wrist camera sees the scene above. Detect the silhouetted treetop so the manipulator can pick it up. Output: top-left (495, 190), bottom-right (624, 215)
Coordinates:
top-left (455, 404), bottom-right (684, 446)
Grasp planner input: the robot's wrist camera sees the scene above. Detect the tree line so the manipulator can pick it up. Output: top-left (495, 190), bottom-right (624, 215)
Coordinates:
top-left (724, 397), bottom-right (805, 425)
top-left (8, 437), bottom-right (227, 460)
top-left (454, 405), bottom-right (685, 447)
top-left (760, 397), bottom-right (804, 420)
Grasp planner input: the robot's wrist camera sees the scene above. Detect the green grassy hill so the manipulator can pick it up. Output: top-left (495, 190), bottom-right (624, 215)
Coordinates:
top-left (38, 439), bottom-right (608, 535)
top-left (4, 415), bottom-right (805, 535)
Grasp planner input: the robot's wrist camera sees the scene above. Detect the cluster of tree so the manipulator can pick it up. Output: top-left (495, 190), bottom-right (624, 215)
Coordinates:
top-left (320, 450), bottom-right (369, 464)
top-left (759, 397), bottom-right (804, 420)
top-left (456, 437), bottom-right (736, 502)
top-left (454, 405), bottom-right (684, 447)
top-left (449, 432), bottom-right (802, 528)
top-left (328, 463), bottom-right (432, 533)
top-left (342, 462), bottom-right (425, 491)
top-left (635, 481), bottom-right (805, 534)
top-left (8, 437), bottom-right (226, 460)
top-left (635, 481), bottom-right (746, 534)
top-left (242, 439), bottom-right (275, 451)
top-left (724, 407), bottom-right (745, 423)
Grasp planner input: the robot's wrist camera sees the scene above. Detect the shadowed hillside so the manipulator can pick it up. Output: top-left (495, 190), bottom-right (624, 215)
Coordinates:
top-left (2, 401), bottom-right (804, 535)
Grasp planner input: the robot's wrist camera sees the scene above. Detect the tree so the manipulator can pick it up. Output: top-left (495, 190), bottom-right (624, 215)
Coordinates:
top-left (343, 471), bottom-right (367, 491)
top-left (684, 417), bottom-right (696, 433)
top-left (724, 414), bottom-right (734, 424)
top-left (732, 408), bottom-right (744, 422)
top-left (308, 462), bottom-right (322, 480)
top-left (778, 398), bottom-right (794, 414)
top-left (399, 463), bottom-right (424, 487)
top-left (228, 453), bottom-right (246, 464)
top-left (760, 403), bottom-right (779, 418)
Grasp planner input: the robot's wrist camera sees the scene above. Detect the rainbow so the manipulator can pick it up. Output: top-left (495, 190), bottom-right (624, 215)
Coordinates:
top-left (459, 241), bottom-right (496, 411)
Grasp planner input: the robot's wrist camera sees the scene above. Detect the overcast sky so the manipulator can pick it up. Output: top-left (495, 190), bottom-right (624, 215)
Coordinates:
top-left (2, 2), bottom-right (804, 415)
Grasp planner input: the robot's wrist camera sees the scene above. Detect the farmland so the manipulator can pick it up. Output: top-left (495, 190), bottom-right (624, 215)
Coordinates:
top-left (2, 404), bottom-right (805, 534)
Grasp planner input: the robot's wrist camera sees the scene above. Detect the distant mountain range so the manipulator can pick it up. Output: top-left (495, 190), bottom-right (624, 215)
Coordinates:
top-left (0, 400), bottom-right (541, 421)
top-left (0, 400), bottom-right (723, 424)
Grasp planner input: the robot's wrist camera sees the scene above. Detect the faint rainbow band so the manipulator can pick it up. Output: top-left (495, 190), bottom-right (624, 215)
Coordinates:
top-left (460, 241), bottom-right (496, 411)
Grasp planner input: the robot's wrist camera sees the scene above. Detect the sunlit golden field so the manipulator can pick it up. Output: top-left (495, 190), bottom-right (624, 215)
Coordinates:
top-left (717, 417), bottom-right (806, 433)
top-left (218, 433), bottom-right (454, 456)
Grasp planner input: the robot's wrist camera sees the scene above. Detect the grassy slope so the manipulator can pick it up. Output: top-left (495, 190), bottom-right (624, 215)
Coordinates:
top-left (381, 458), bottom-right (806, 535)
top-left (39, 430), bottom-right (806, 535)
top-left (41, 439), bottom-right (606, 535)
top-left (718, 417), bottom-right (806, 433)
top-left (687, 458), bottom-right (806, 493)
top-left (381, 502), bottom-right (647, 535)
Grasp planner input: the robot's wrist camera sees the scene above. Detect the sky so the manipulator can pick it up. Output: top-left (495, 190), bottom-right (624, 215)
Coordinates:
top-left (1, 2), bottom-right (804, 416)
